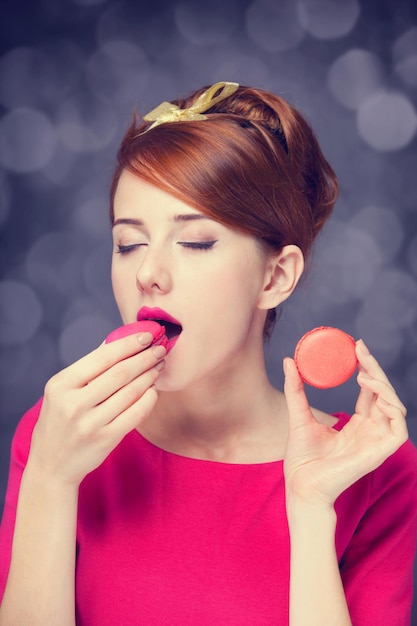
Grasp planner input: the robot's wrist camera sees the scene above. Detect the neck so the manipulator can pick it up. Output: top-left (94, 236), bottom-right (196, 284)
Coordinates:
top-left (139, 353), bottom-right (289, 463)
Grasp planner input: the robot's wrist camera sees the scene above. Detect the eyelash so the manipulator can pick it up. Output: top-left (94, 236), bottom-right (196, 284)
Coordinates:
top-left (116, 241), bottom-right (217, 254)
top-left (116, 244), bottom-right (143, 255)
top-left (179, 240), bottom-right (217, 251)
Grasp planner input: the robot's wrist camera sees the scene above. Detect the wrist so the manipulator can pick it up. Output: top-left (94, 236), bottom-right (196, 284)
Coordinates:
top-left (286, 495), bottom-right (337, 534)
top-left (22, 459), bottom-right (80, 498)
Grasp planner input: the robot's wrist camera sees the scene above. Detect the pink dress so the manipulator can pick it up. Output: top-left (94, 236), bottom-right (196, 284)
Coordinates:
top-left (1, 398), bottom-right (417, 625)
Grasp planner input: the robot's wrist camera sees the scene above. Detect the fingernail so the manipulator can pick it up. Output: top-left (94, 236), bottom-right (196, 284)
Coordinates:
top-left (358, 339), bottom-right (371, 355)
top-left (155, 360), bottom-right (165, 371)
top-left (152, 345), bottom-right (167, 358)
top-left (138, 332), bottom-right (153, 346)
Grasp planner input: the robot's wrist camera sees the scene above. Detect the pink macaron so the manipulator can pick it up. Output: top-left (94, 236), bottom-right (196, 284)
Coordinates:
top-left (294, 326), bottom-right (358, 389)
top-left (105, 320), bottom-right (169, 350)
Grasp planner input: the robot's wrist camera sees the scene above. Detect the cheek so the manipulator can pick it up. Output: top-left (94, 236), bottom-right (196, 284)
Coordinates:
top-left (195, 264), bottom-right (263, 331)
top-left (220, 261), bottom-right (264, 304)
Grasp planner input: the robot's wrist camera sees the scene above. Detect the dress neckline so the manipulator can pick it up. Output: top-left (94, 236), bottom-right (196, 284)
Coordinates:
top-left (132, 412), bottom-right (351, 467)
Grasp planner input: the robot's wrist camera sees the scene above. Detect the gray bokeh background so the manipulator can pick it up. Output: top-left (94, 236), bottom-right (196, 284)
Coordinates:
top-left (1, 0), bottom-right (417, 614)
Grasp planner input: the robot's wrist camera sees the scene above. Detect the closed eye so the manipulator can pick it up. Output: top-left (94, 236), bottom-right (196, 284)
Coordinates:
top-left (178, 240), bottom-right (217, 251)
top-left (116, 243), bottom-right (146, 254)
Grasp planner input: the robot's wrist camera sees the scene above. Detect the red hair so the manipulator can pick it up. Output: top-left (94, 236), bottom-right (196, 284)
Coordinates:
top-left (110, 85), bottom-right (338, 336)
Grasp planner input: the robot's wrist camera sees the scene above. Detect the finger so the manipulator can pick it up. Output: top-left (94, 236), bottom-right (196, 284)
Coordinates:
top-left (357, 370), bottom-right (407, 417)
top-left (375, 397), bottom-right (409, 443)
top-left (106, 386), bottom-right (159, 442)
top-left (356, 340), bottom-right (407, 414)
top-left (92, 360), bottom-right (164, 427)
top-left (356, 340), bottom-right (393, 388)
top-left (354, 382), bottom-right (375, 418)
top-left (283, 357), bottom-right (315, 428)
top-left (85, 344), bottom-right (167, 407)
top-left (57, 332), bottom-right (154, 389)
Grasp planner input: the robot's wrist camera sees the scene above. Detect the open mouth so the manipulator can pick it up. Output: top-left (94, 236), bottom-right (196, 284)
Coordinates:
top-left (137, 307), bottom-right (183, 351)
top-left (151, 319), bottom-right (182, 341)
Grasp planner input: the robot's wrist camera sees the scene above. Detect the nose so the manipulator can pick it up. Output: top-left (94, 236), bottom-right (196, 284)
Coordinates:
top-left (135, 246), bottom-right (172, 294)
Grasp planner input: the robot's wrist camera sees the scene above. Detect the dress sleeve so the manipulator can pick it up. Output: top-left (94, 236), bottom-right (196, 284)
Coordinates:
top-left (339, 438), bottom-right (417, 626)
top-left (0, 398), bottom-right (42, 602)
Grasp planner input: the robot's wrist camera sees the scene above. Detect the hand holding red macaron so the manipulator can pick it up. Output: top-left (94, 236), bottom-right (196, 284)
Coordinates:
top-left (284, 328), bottom-right (408, 506)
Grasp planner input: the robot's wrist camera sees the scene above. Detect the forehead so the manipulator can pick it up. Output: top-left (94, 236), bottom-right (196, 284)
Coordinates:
top-left (113, 170), bottom-right (204, 219)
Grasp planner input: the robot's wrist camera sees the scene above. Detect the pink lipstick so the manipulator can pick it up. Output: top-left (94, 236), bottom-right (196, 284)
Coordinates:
top-left (137, 307), bottom-right (182, 352)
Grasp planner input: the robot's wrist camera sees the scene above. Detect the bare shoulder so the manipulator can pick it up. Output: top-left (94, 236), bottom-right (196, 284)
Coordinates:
top-left (311, 407), bottom-right (339, 428)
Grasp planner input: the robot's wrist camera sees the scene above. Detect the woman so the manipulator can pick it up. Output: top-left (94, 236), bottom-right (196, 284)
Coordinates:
top-left (1, 81), bottom-right (416, 625)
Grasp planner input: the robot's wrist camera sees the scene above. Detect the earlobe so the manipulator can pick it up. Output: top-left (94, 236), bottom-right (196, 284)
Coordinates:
top-left (258, 245), bottom-right (304, 310)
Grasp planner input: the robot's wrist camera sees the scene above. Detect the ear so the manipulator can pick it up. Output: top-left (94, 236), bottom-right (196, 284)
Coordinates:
top-left (257, 245), bottom-right (304, 311)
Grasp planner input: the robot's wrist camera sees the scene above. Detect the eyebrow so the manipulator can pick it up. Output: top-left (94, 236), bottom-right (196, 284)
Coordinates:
top-left (112, 214), bottom-right (212, 227)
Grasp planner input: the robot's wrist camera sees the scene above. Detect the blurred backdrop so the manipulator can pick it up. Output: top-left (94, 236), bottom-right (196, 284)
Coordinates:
top-left (0, 0), bottom-right (417, 598)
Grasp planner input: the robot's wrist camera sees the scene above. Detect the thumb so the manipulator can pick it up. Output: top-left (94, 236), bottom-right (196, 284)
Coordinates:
top-left (283, 357), bottom-right (314, 429)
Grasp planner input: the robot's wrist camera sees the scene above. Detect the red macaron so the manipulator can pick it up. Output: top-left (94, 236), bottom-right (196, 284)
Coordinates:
top-left (105, 320), bottom-right (169, 350)
top-left (294, 326), bottom-right (358, 389)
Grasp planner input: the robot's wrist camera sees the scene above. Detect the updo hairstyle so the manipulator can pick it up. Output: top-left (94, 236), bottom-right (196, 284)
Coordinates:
top-left (110, 84), bottom-right (338, 337)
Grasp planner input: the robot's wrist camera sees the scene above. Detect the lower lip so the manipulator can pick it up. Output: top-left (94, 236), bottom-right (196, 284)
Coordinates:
top-left (167, 334), bottom-right (181, 353)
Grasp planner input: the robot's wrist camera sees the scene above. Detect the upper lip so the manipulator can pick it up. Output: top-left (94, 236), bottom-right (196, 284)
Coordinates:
top-left (137, 307), bottom-right (182, 328)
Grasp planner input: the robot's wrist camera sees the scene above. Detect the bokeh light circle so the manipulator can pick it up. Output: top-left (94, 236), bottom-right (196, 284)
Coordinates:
top-left (358, 269), bottom-right (417, 332)
top-left (86, 40), bottom-right (150, 105)
top-left (357, 91), bottom-right (417, 151)
top-left (350, 205), bottom-right (404, 263)
top-left (308, 220), bottom-right (382, 309)
top-left (297, 0), bottom-right (360, 40)
top-left (355, 269), bottom-right (417, 367)
top-left (59, 314), bottom-right (113, 366)
top-left (83, 243), bottom-right (115, 314)
top-left (0, 280), bottom-right (43, 346)
top-left (0, 108), bottom-right (57, 173)
top-left (246, 0), bottom-right (305, 52)
top-left (26, 231), bottom-right (85, 297)
top-left (0, 47), bottom-right (52, 108)
top-left (355, 310), bottom-right (404, 368)
top-left (40, 144), bottom-right (77, 185)
top-left (175, 0), bottom-right (239, 45)
top-left (393, 26), bottom-right (417, 87)
top-left (407, 235), bottom-right (417, 278)
top-left (72, 191), bottom-right (111, 239)
top-left (56, 99), bottom-right (118, 153)
top-left (328, 49), bottom-right (384, 110)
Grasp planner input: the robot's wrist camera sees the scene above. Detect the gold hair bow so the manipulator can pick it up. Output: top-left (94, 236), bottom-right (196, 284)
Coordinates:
top-left (142, 81), bottom-right (239, 133)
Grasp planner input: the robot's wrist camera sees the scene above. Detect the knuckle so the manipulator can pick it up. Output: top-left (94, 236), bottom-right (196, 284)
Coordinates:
top-left (44, 372), bottom-right (61, 394)
top-left (121, 371), bottom-right (157, 405)
top-left (43, 372), bottom-right (68, 401)
top-left (91, 345), bottom-right (113, 371)
top-left (109, 362), bottom-right (132, 389)
top-left (119, 384), bottom-right (142, 407)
